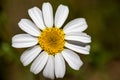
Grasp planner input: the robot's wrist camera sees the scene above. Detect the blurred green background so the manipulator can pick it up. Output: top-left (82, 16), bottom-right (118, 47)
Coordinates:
top-left (0, 0), bottom-right (120, 80)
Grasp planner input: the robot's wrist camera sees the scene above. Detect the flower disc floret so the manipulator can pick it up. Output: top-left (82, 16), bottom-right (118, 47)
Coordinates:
top-left (38, 28), bottom-right (65, 55)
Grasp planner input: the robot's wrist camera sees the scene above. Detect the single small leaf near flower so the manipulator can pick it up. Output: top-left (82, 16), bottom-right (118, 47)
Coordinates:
top-left (12, 2), bottom-right (91, 79)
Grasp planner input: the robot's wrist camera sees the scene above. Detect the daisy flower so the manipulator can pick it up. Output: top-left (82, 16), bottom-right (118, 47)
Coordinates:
top-left (12, 2), bottom-right (91, 79)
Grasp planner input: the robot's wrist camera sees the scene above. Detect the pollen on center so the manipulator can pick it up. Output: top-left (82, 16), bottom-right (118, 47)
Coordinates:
top-left (38, 27), bottom-right (65, 55)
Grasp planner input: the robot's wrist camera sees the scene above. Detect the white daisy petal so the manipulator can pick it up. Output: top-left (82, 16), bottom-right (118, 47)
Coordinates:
top-left (43, 55), bottom-right (54, 79)
top-left (55, 4), bottom-right (69, 28)
top-left (30, 51), bottom-right (48, 74)
top-left (62, 49), bottom-right (83, 70)
top-left (65, 42), bottom-right (90, 54)
top-left (65, 32), bottom-right (91, 43)
top-left (42, 2), bottom-right (53, 27)
top-left (12, 34), bottom-right (38, 48)
top-left (63, 18), bottom-right (88, 34)
top-left (55, 53), bottom-right (65, 78)
top-left (65, 32), bottom-right (89, 36)
top-left (18, 19), bottom-right (41, 36)
top-left (20, 45), bottom-right (42, 66)
top-left (28, 7), bottom-right (46, 30)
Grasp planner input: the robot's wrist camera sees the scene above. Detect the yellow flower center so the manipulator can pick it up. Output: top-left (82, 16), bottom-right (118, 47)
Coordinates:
top-left (38, 28), bottom-right (65, 55)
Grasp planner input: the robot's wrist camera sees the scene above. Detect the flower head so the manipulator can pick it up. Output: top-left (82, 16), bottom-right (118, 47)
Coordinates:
top-left (12, 2), bottom-right (91, 79)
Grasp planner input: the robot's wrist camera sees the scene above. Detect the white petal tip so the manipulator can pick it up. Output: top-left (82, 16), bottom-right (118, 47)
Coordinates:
top-left (43, 2), bottom-right (51, 5)
top-left (28, 6), bottom-right (38, 11)
top-left (56, 75), bottom-right (64, 78)
top-left (75, 61), bottom-right (83, 70)
top-left (23, 63), bottom-right (28, 66)
top-left (11, 44), bottom-right (15, 48)
top-left (30, 69), bottom-right (38, 74)
top-left (20, 58), bottom-right (28, 66)
top-left (11, 44), bottom-right (21, 48)
top-left (60, 4), bottom-right (69, 8)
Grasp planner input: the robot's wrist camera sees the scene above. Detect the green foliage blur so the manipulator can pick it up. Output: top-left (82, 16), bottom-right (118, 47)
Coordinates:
top-left (0, 0), bottom-right (120, 80)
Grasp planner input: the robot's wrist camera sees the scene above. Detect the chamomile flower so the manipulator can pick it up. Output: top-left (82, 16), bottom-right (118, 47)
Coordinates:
top-left (12, 2), bottom-right (91, 79)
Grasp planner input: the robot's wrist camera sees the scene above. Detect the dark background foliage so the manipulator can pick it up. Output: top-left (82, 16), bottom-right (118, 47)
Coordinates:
top-left (0, 0), bottom-right (120, 80)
